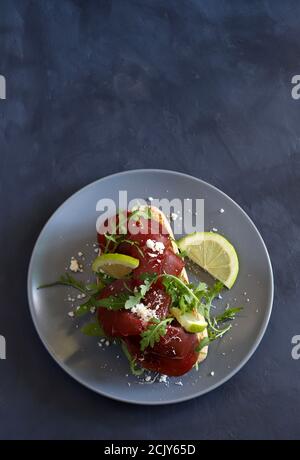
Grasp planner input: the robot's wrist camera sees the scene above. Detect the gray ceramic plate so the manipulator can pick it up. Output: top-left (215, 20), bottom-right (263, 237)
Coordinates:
top-left (27, 169), bottom-right (273, 405)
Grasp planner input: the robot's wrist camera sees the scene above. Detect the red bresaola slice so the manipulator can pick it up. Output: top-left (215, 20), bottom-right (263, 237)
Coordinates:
top-left (97, 211), bottom-right (131, 251)
top-left (124, 326), bottom-right (199, 376)
top-left (97, 280), bottom-right (171, 337)
top-left (97, 279), bottom-right (142, 337)
top-left (161, 248), bottom-right (185, 277)
top-left (143, 282), bottom-right (171, 319)
top-left (97, 215), bottom-right (172, 252)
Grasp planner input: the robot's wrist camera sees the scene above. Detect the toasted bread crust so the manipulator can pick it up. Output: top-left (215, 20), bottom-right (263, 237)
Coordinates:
top-left (148, 206), bottom-right (208, 363)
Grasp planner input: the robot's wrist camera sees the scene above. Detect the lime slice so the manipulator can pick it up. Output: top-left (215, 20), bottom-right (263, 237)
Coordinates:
top-left (177, 232), bottom-right (239, 289)
top-left (92, 253), bottom-right (139, 279)
top-left (171, 307), bottom-right (207, 333)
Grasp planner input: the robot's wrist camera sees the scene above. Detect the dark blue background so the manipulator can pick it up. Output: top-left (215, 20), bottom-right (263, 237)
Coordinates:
top-left (1, 0), bottom-right (299, 440)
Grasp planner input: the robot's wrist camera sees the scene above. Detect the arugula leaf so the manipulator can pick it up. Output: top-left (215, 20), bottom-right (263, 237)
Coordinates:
top-left (104, 233), bottom-right (119, 244)
top-left (130, 206), bottom-right (152, 222)
top-left (140, 318), bottom-right (173, 352)
top-left (38, 273), bottom-right (87, 295)
top-left (85, 282), bottom-right (105, 294)
top-left (81, 321), bottom-right (105, 337)
top-left (195, 336), bottom-right (210, 353)
top-left (124, 277), bottom-right (154, 309)
top-left (124, 295), bottom-right (141, 310)
top-left (96, 272), bottom-right (115, 286)
top-left (74, 302), bottom-right (90, 317)
top-left (139, 272), bottom-right (158, 283)
top-left (162, 274), bottom-right (200, 313)
top-left (97, 293), bottom-right (129, 310)
top-left (74, 297), bottom-right (100, 317)
top-left (121, 342), bottom-right (145, 376)
top-left (203, 281), bottom-right (224, 303)
top-left (194, 281), bottom-right (208, 296)
top-left (215, 307), bottom-right (243, 323)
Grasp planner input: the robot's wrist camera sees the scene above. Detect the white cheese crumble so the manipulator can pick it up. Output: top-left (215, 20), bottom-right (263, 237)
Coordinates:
top-left (146, 239), bottom-right (165, 254)
top-left (159, 374), bottom-right (168, 383)
top-left (210, 371), bottom-right (215, 376)
top-left (212, 228), bottom-right (218, 232)
top-left (78, 251), bottom-right (83, 257)
top-left (147, 196), bottom-right (154, 202)
top-left (146, 239), bottom-right (155, 251)
top-left (69, 258), bottom-right (80, 272)
top-left (68, 311), bottom-right (74, 318)
top-left (131, 303), bottom-right (157, 322)
top-left (220, 208), bottom-right (225, 213)
top-left (170, 212), bottom-right (178, 221)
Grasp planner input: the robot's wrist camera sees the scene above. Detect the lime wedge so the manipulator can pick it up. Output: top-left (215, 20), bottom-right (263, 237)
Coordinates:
top-left (92, 253), bottom-right (139, 279)
top-left (177, 232), bottom-right (239, 289)
top-left (171, 307), bottom-right (208, 333)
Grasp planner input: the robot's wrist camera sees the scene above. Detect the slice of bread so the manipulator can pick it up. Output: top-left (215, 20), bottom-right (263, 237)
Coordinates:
top-left (97, 206), bottom-right (209, 364)
top-left (147, 206), bottom-right (208, 364)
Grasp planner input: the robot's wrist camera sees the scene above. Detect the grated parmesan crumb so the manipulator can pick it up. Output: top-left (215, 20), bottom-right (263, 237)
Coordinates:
top-left (131, 303), bottom-right (158, 322)
top-left (69, 258), bottom-right (80, 272)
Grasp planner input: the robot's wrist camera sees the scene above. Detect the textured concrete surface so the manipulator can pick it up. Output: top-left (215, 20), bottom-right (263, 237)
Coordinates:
top-left (0, 0), bottom-right (300, 439)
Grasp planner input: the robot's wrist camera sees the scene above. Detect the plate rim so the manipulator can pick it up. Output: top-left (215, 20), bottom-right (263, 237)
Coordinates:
top-left (27, 168), bottom-right (274, 405)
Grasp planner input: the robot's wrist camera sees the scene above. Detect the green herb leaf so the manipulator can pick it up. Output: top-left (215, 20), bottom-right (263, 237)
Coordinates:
top-left (104, 234), bottom-right (119, 244)
top-left (97, 293), bottom-right (129, 310)
top-left (121, 342), bottom-right (145, 376)
top-left (215, 307), bottom-right (243, 323)
top-left (96, 272), bottom-right (115, 286)
top-left (74, 303), bottom-right (90, 317)
top-left (140, 317), bottom-right (173, 352)
top-left (130, 206), bottom-right (152, 222)
top-left (81, 321), bottom-right (105, 337)
top-left (74, 297), bottom-right (100, 317)
top-left (38, 273), bottom-right (86, 294)
top-left (124, 277), bottom-right (154, 309)
top-left (162, 274), bottom-right (200, 313)
top-left (195, 336), bottom-right (210, 353)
